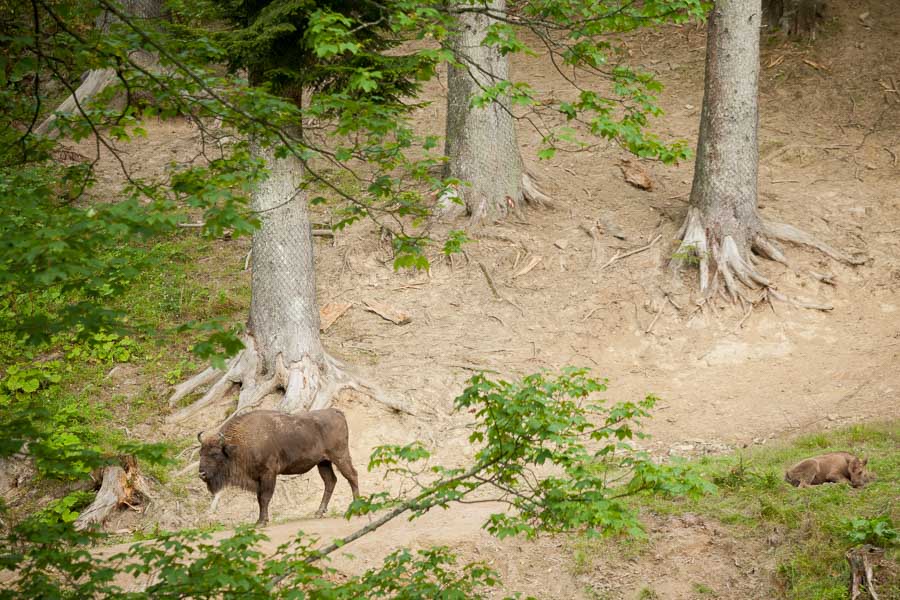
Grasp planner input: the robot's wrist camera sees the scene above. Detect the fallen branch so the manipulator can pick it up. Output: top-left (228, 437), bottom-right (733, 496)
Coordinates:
top-left (362, 301), bottom-right (410, 325)
top-left (599, 234), bottom-right (661, 271)
top-left (645, 307), bottom-right (663, 334)
top-left (809, 271), bottom-right (836, 286)
top-left (578, 223), bottom-right (602, 265)
top-left (477, 262), bottom-right (525, 315)
top-left (477, 262), bottom-right (502, 300)
top-left (512, 255), bottom-right (542, 279)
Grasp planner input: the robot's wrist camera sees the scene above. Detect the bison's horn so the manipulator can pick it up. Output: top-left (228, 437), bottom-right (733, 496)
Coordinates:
top-left (197, 431), bottom-right (203, 444)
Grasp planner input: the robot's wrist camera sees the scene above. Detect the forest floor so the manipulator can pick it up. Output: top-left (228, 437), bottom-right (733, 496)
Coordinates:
top-left (32, 0), bottom-right (900, 598)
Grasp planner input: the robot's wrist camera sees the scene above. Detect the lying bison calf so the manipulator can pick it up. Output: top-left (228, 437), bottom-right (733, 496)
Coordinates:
top-left (198, 409), bottom-right (360, 525)
top-left (785, 452), bottom-right (869, 488)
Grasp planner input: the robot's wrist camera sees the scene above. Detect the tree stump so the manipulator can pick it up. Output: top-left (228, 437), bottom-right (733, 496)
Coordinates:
top-left (846, 544), bottom-right (885, 600)
top-left (75, 456), bottom-right (149, 531)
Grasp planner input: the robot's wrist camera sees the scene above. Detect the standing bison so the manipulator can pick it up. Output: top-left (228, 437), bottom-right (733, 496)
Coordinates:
top-left (198, 409), bottom-right (360, 525)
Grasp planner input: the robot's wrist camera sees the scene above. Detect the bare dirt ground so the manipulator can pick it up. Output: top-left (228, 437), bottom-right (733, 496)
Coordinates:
top-left (84, 1), bottom-right (899, 598)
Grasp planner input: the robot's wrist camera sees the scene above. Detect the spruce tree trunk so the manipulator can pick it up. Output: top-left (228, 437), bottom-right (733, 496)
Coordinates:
top-left (672, 0), bottom-right (861, 304)
top-left (168, 131), bottom-right (397, 421)
top-left (689, 0), bottom-right (762, 247)
top-left (248, 137), bottom-right (326, 380)
top-left (443, 0), bottom-right (547, 223)
top-left (673, 0), bottom-right (767, 297)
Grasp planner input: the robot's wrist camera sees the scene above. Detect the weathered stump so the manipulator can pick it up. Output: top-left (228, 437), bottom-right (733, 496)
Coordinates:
top-left (847, 544), bottom-right (885, 600)
top-left (75, 456), bottom-right (149, 530)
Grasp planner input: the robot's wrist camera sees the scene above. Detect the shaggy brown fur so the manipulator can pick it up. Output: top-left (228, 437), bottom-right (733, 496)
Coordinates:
top-left (198, 409), bottom-right (360, 525)
top-left (785, 452), bottom-right (870, 488)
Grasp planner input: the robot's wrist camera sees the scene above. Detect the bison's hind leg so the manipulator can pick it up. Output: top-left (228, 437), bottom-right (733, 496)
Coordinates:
top-left (333, 455), bottom-right (360, 501)
top-left (316, 461), bottom-right (337, 517)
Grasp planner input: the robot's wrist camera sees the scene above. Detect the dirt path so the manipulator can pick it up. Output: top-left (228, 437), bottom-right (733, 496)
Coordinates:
top-left (85, 2), bottom-right (900, 597)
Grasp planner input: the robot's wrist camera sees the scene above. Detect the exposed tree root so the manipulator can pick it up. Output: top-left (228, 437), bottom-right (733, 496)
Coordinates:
top-left (167, 365), bottom-right (225, 407)
top-left (436, 171), bottom-right (551, 221)
top-left (672, 207), bottom-right (862, 309)
top-left (762, 221), bottom-right (866, 265)
top-left (167, 338), bottom-right (412, 425)
top-left (521, 171), bottom-right (552, 207)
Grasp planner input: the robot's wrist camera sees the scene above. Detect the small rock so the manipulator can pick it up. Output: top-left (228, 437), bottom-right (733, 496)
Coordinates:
top-left (826, 414), bottom-right (838, 421)
top-left (554, 239), bottom-right (569, 250)
top-left (847, 206), bottom-right (867, 216)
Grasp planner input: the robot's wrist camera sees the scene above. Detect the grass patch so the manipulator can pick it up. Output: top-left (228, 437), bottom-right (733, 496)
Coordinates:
top-left (570, 529), bottom-right (649, 576)
top-left (1, 230), bottom-right (251, 523)
top-left (639, 422), bottom-right (899, 600)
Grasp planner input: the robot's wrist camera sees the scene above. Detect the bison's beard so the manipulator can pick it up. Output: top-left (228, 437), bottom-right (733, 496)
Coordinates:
top-left (202, 471), bottom-right (227, 495)
top-left (203, 468), bottom-right (228, 495)
top-left (200, 461), bottom-right (259, 495)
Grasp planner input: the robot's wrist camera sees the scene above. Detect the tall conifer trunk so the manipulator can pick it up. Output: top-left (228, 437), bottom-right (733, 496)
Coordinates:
top-left (441, 0), bottom-right (548, 223)
top-left (672, 0), bottom-right (860, 303)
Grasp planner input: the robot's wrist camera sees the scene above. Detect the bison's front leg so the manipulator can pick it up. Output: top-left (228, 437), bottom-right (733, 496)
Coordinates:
top-left (316, 461), bottom-right (337, 517)
top-left (256, 474), bottom-right (277, 526)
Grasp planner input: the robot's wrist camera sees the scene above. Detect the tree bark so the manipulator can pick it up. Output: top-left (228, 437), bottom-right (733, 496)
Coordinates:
top-left (763, 0), bottom-right (824, 38)
top-left (168, 135), bottom-right (334, 418)
top-left (244, 135), bottom-right (331, 413)
top-left (442, 0), bottom-right (548, 223)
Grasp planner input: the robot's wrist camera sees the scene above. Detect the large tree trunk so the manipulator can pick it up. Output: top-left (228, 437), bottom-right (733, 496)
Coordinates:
top-left (442, 0), bottom-right (548, 223)
top-left (170, 136), bottom-right (339, 419)
top-left (763, 0), bottom-right (824, 38)
top-left (244, 136), bottom-right (329, 413)
top-left (676, 0), bottom-right (764, 297)
top-left (671, 0), bottom-right (860, 305)
top-left (35, 0), bottom-right (165, 137)
top-left (168, 133), bottom-right (410, 423)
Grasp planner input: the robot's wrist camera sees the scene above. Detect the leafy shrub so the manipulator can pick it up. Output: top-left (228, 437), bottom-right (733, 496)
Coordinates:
top-left (32, 491), bottom-right (95, 526)
top-left (64, 331), bottom-right (138, 363)
top-left (842, 515), bottom-right (898, 547)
